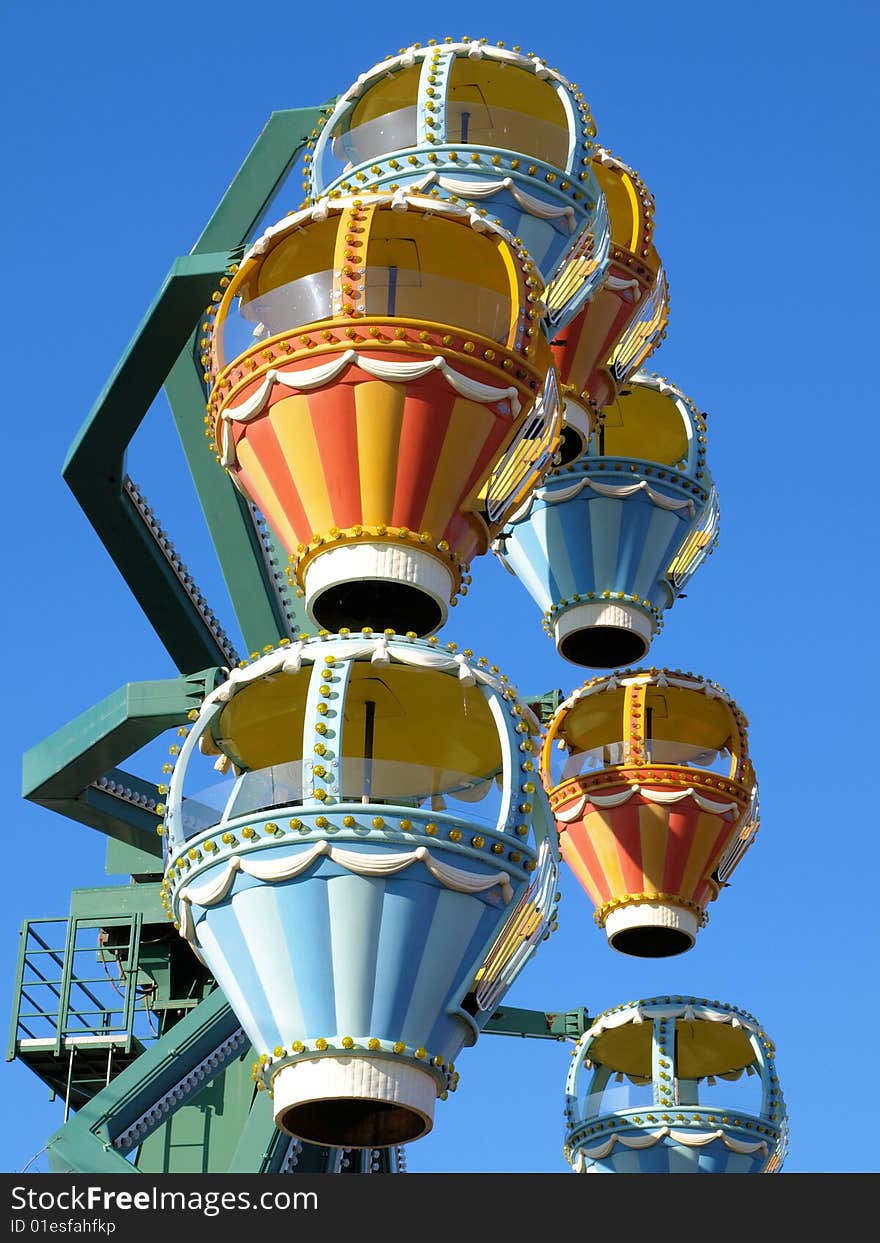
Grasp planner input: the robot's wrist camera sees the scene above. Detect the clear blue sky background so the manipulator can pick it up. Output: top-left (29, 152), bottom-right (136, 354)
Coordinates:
top-left (2, 0), bottom-right (877, 1174)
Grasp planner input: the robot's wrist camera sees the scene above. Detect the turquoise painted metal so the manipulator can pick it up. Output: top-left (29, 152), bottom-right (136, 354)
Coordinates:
top-left (564, 997), bottom-right (788, 1173)
top-left (493, 371), bottom-right (719, 668)
top-left (310, 40), bottom-right (610, 328)
top-left (162, 632), bottom-right (559, 1147)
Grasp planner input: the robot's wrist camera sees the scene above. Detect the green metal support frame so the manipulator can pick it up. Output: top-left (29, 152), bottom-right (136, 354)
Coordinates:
top-left (482, 1004), bottom-right (591, 1042)
top-left (43, 988), bottom-right (243, 1173)
top-left (62, 106), bottom-right (327, 673)
top-left (15, 98), bottom-right (598, 1174)
top-left (22, 670), bottom-right (220, 857)
top-left (41, 991), bottom-right (589, 1173)
top-left (63, 252), bottom-right (240, 673)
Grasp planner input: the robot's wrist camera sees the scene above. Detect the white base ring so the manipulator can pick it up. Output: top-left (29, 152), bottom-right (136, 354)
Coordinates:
top-left (604, 901), bottom-right (699, 955)
top-left (554, 600), bottom-right (654, 663)
top-left (272, 1055), bottom-right (437, 1148)
top-left (304, 542), bottom-right (454, 631)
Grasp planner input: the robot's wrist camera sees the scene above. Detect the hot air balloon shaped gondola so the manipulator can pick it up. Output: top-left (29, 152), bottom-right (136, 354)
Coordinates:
top-left (548, 149), bottom-right (668, 466)
top-left (494, 372), bottom-right (719, 668)
top-left (540, 668), bottom-right (759, 956)
top-left (309, 39), bottom-right (610, 327)
top-left (162, 632), bottom-right (558, 1149)
top-left (565, 997), bottom-right (788, 1173)
top-left (206, 193), bottom-right (562, 636)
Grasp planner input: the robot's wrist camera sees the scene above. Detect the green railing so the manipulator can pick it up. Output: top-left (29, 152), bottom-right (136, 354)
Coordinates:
top-left (7, 915), bottom-right (161, 1113)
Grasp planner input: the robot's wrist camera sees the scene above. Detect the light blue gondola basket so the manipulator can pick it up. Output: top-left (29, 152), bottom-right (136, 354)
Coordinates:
top-left (565, 997), bottom-right (788, 1174)
top-left (164, 632), bottom-right (558, 1148)
top-left (309, 40), bottom-right (610, 326)
top-left (493, 372), bottom-right (719, 668)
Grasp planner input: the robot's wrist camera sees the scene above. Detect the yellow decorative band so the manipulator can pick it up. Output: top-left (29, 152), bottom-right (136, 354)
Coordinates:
top-left (285, 523), bottom-right (467, 593)
top-left (593, 892), bottom-right (709, 929)
top-left (560, 382), bottom-right (599, 410)
top-left (607, 246), bottom-right (660, 285)
top-left (251, 1038), bottom-right (461, 1101)
top-left (542, 591), bottom-right (660, 634)
top-left (550, 767), bottom-right (749, 809)
top-left (208, 317), bottom-right (546, 429)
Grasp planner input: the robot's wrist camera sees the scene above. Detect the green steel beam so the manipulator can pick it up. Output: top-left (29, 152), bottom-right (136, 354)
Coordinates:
top-left (164, 107), bottom-right (329, 652)
top-left (105, 836), bottom-right (168, 879)
top-left (62, 109), bottom-right (326, 675)
top-left (523, 688), bottom-right (565, 725)
top-left (23, 671), bottom-right (219, 854)
top-left (191, 106), bottom-right (329, 255)
top-left (62, 252), bottom-right (238, 672)
top-left (45, 987), bottom-right (241, 1174)
top-left (482, 1005), bottom-right (591, 1041)
top-left (227, 1089), bottom-right (286, 1173)
top-left (7, 919), bottom-right (35, 1064)
top-left (63, 253), bottom-right (229, 471)
top-left (67, 884), bottom-right (164, 924)
top-left (165, 341), bottom-right (296, 651)
top-left (135, 1054), bottom-right (259, 1174)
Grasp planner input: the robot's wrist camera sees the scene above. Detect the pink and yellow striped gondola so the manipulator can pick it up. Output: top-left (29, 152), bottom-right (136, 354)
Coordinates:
top-left (205, 192), bottom-right (558, 636)
top-left (547, 150), bottom-right (668, 464)
top-left (540, 668), bottom-right (759, 957)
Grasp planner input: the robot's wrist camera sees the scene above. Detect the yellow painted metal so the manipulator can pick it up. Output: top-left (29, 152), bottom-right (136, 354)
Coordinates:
top-left (590, 1018), bottom-right (757, 1081)
top-left (420, 398), bottom-right (496, 533)
top-left (593, 155), bottom-right (660, 268)
top-left (267, 395), bottom-right (334, 535)
top-left (348, 65), bottom-right (421, 128)
top-left (254, 217), bottom-right (338, 296)
top-left (355, 382), bottom-right (406, 525)
top-left (235, 434), bottom-right (300, 554)
top-left (215, 660), bottom-right (501, 784)
top-left (637, 802), bottom-right (670, 890)
top-left (600, 385), bottom-right (690, 466)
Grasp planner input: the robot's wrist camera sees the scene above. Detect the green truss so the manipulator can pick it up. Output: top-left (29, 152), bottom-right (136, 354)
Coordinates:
top-left (12, 101), bottom-right (594, 1174)
top-left (62, 106), bottom-right (328, 672)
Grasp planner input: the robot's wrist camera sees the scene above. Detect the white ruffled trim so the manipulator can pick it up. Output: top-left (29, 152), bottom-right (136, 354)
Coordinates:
top-left (554, 784), bottom-right (739, 822)
top-left (572, 1126), bottom-right (768, 1166)
top-left (511, 474), bottom-right (695, 519)
top-left (219, 353), bottom-right (521, 469)
top-left (197, 637), bottom-right (538, 727)
top-left (432, 174), bottom-right (576, 229)
top-left (582, 1002), bottom-right (759, 1044)
top-left (177, 841), bottom-right (512, 944)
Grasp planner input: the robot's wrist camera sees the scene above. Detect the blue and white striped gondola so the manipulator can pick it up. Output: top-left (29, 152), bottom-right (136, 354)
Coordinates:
top-left (494, 372), bottom-right (719, 668)
top-left (565, 997), bottom-right (788, 1173)
top-left (162, 632), bottom-right (558, 1149)
top-left (308, 39), bottom-right (610, 328)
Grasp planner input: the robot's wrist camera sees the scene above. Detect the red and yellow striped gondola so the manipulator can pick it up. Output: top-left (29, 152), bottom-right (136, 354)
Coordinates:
top-left (205, 192), bottom-right (558, 635)
top-left (540, 668), bottom-right (759, 957)
top-left (547, 150), bottom-right (668, 464)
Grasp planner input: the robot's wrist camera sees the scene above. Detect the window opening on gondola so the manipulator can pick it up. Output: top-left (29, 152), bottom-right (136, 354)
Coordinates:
top-left (644, 694), bottom-right (667, 765)
top-left (366, 237), bottom-right (422, 317)
top-left (447, 82), bottom-right (491, 144)
top-left (594, 386), bottom-right (690, 465)
top-left (446, 61), bottom-right (569, 163)
top-left (362, 699), bottom-right (376, 804)
top-left (642, 687), bottom-right (737, 774)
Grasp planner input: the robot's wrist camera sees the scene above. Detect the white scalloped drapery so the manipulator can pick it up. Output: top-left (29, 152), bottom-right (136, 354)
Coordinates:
top-left (571, 1126), bottom-right (768, 1167)
top-left (582, 1003), bottom-right (758, 1043)
top-left (431, 174), bottom-right (577, 228)
top-left (177, 841), bottom-right (513, 945)
top-left (218, 353), bottom-right (521, 468)
top-left (554, 785), bottom-right (739, 823)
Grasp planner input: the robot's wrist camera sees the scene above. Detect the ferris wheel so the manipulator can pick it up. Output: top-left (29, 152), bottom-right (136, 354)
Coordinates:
top-left (9, 36), bottom-right (786, 1177)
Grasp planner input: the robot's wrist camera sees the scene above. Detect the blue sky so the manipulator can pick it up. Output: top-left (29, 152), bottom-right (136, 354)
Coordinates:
top-left (2, 0), bottom-right (877, 1174)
